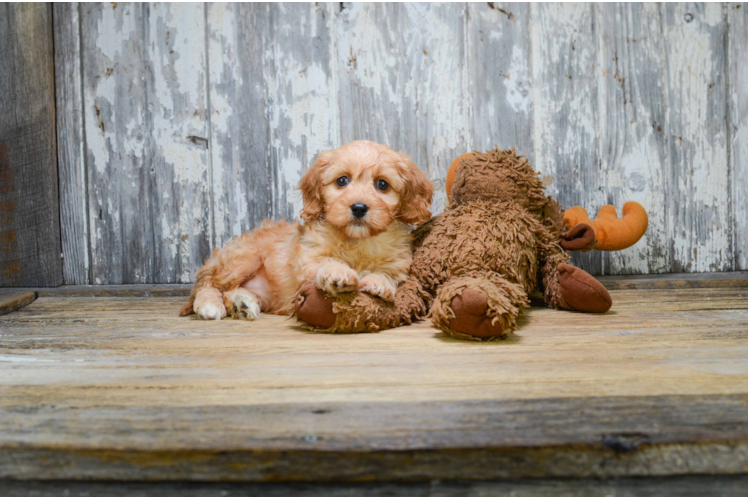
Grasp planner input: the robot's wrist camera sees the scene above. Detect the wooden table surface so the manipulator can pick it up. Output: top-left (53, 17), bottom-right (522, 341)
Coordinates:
top-left (1, 282), bottom-right (748, 482)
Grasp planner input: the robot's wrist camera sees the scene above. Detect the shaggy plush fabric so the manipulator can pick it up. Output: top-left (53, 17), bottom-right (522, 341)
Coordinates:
top-left (295, 148), bottom-right (614, 340)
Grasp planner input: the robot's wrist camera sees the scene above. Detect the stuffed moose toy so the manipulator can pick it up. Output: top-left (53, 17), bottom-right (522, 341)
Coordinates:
top-left (294, 148), bottom-right (648, 340)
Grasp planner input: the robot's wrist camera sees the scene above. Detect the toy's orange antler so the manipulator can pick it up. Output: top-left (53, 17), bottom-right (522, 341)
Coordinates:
top-left (563, 202), bottom-right (648, 251)
top-left (446, 152), bottom-right (473, 200)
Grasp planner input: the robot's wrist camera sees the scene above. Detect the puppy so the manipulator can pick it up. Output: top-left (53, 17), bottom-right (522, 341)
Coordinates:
top-left (180, 140), bottom-right (433, 321)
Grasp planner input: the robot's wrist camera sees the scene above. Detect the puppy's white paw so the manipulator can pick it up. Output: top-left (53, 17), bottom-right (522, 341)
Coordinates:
top-left (315, 264), bottom-right (359, 296)
top-left (358, 273), bottom-right (396, 302)
top-left (196, 302), bottom-right (226, 321)
top-left (228, 291), bottom-right (261, 321)
top-left (194, 288), bottom-right (227, 320)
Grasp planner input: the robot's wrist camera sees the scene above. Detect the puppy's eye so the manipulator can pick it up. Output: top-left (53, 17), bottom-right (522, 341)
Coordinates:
top-left (336, 176), bottom-right (349, 187)
top-left (376, 179), bottom-right (389, 191)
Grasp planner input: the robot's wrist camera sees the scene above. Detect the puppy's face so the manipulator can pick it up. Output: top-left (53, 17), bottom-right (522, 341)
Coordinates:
top-left (299, 141), bottom-right (433, 239)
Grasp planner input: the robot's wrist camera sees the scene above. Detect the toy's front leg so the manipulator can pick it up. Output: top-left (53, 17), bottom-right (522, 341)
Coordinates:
top-left (293, 275), bottom-right (429, 333)
top-left (430, 272), bottom-right (530, 341)
top-left (540, 253), bottom-right (612, 313)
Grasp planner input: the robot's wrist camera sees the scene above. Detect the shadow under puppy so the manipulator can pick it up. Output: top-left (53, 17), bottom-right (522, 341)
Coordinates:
top-left (180, 140), bottom-right (433, 321)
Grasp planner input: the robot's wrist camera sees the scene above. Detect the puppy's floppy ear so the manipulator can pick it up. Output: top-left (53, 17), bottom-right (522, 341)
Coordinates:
top-left (397, 155), bottom-right (433, 226)
top-left (298, 151), bottom-right (331, 221)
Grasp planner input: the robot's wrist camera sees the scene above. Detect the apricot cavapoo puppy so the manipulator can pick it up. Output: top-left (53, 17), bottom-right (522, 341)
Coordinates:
top-left (181, 140), bottom-right (433, 321)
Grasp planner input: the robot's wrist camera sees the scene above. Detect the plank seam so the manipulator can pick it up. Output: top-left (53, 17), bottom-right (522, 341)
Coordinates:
top-left (659, 3), bottom-right (674, 274)
top-left (725, 2), bottom-right (735, 271)
top-left (78, 4), bottom-right (94, 286)
top-left (203, 2), bottom-right (217, 252)
top-left (78, 3), bottom-right (92, 286)
top-left (462, 3), bottom-right (473, 151)
top-left (51, 4), bottom-right (65, 286)
top-left (142, 3), bottom-right (156, 284)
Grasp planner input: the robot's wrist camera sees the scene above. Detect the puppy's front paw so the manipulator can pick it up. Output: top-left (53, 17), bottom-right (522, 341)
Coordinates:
top-left (194, 288), bottom-right (227, 321)
top-left (224, 290), bottom-right (261, 321)
top-left (315, 264), bottom-right (359, 296)
top-left (358, 274), bottom-right (396, 302)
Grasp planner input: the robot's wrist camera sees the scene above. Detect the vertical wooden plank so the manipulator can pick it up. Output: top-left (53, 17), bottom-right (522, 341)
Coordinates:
top-left (467, 3), bottom-right (533, 164)
top-left (663, 3), bottom-right (731, 272)
top-left (208, 2), bottom-right (338, 246)
top-left (336, 3), bottom-right (469, 213)
top-left (81, 3), bottom-right (211, 284)
top-left (207, 3), bottom-right (273, 246)
top-left (0, 3), bottom-right (62, 287)
top-left (730, 2), bottom-right (748, 270)
top-left (81, 3), bottom-right (153, 284)
top-left (266, 2), bottom-right (339, 221)
top-left (596, 3), bottom-right (671, 275)
top-left (530, 3), bottom-right (602, 275)
top-left (145, 3), bottom-right (212, 283)
top-left (54, 3), bottom-right (90, 285)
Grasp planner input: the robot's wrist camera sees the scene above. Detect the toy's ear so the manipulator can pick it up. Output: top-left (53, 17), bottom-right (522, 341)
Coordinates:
top-left (563, 202), bottom-right (648, 251)
top-left (397, 155), bottom-right (433, 226)
top-left (446, 152), bottom-right (474, 201)
top-left (298, 151), bottom-right (332, 221)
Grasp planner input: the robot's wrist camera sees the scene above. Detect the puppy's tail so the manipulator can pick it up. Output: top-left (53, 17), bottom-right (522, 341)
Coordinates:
top-left (179, 301), bottom-right (194, 316)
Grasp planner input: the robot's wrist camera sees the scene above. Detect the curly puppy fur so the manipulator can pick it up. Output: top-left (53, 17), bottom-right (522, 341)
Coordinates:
top-left (295, 148), bottom-right (575, 339)
top-left (181, 140), bottom-right (433, 321)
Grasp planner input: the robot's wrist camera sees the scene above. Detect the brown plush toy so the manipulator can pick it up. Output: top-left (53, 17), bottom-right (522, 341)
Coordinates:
top-left (294, 148), bottom-right (648, 340)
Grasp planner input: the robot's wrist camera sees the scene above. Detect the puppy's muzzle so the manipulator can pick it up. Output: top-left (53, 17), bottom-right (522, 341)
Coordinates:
top-left (350, 202), bottom-right (369, 219)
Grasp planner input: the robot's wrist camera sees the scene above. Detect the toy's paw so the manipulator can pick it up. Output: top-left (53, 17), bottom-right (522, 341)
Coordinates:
top-left (448, 288), bottom-right (505, 339)
top-left (561, 223), bottom-right (597, 252)
top-left (557, 263), bottom-right (612, 313)
top-left (315, 263), bottom-right (359, 296)
top-left (358, 273), bottom-right (396, 302)
top-left (294, 283), bottom-right (338, 328)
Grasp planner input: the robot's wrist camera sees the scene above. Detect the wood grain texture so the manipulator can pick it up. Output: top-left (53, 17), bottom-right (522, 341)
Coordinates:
top-left (598, 270), bottom-right (748, 290)
top-left (207, 3), bottom-right (273, 247)
top-left (467, 3), bottom-right (533, 163)
top-left (54, 3), bottom-right (90, 285)
top-left (530, 3), bottom-right (603, 276)
top-left (80, 3), bottom-right (151, 284)
top-left (0, 291), bottom-right (35, 315)
top-left (596, 4), bottom-right (671, 275)
top-left (208, 3), bottom-right (339, 246)
top-left (52, 2), bottom-right (748, 284)
top-left (337, 3), bottom-right (469, 213)
top-left (268, 3), bottom-right (339, 221)
top-left (0, 475), bottom-right (748, 500)
top-left (664, 3), bottom-right (731, 273)
top-left (2, 288), bottom-right (748, 480)
top-left (80, 3), bottom-right (212, 285)
top-left (730, 3), bottom-right (748, 271)
top-left (0, 3), bottom-right (62, 287)
top-left (0, 284), bottom-right (192, 297)
top-left (5, 475), bottom-right (748, 497)
top-left (1, 271), bottom-right (747, 297)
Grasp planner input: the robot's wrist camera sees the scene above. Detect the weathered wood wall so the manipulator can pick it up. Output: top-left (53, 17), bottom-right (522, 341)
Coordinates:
top-left (0, 3), bottom-right (62, 287)
top-left (53, 2), bottom-right (748, 284)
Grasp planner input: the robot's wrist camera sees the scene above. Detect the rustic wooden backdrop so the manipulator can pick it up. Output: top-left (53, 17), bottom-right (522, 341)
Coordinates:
top-left (42, 3), bottom-right (748, 284)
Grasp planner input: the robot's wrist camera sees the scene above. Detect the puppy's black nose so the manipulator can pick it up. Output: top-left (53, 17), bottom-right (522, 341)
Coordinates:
top-left (350, 202), bottom-right (369, 219)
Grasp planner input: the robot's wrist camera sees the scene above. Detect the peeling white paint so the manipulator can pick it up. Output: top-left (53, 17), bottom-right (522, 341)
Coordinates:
top-left (664, 3), bottom-right (730, 272)
top-left (336, 3), bottom-right (468, 215)
top-left (268, 3), bottom-right (338, 220)
top-left (68, 2), bottom-right (745, 283)
top-left (596, 3), bottom-right (670, 275)
top-left (504, 45), bottom-right (532, 114)
top-left (729, 4), bottom-right (748, 271)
